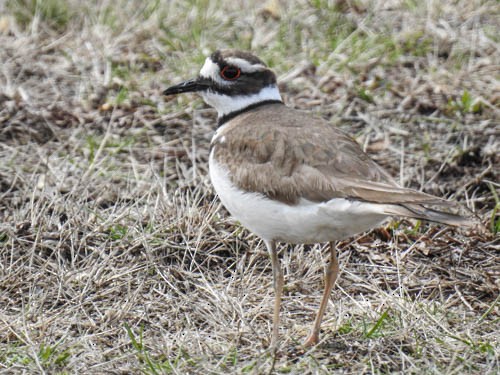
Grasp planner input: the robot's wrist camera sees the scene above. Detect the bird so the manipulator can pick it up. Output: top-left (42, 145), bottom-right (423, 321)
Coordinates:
top-left (163, 49), bottom-right (479, 349)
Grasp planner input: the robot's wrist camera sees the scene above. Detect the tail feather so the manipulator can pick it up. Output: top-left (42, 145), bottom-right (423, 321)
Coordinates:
top-left (381, 203), bottom-right (480, 228)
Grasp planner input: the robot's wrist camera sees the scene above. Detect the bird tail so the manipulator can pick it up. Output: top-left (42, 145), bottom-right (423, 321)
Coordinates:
top-left (380, 203), bottom-right (481, 229)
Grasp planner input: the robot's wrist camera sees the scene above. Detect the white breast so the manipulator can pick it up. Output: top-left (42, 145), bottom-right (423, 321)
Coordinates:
top-left (209, 151), bottom-right (388, 244)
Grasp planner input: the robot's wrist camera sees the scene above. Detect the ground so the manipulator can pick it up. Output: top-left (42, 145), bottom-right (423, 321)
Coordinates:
top-left (0, 0), bottom-right (499, 374)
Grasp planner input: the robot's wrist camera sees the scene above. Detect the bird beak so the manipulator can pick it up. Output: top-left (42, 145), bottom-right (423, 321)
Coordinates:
top-left (163, 77), bottom-right (211, 95)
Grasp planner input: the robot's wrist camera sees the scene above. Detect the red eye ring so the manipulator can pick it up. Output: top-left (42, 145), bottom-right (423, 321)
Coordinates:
top-left (220, 65), bottom-right (241, 81)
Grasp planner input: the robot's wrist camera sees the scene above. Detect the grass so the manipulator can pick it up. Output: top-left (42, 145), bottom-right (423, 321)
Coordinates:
top-left (0, 0), bottom-right (499, 373)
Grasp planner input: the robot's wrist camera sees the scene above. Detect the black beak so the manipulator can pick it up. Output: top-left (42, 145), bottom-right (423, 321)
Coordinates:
top-left (163, 77), bottom-right (211, 95)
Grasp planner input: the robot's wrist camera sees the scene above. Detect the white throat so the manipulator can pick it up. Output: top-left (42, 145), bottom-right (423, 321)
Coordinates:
top-left (201, 86), bottom-right (282, 118)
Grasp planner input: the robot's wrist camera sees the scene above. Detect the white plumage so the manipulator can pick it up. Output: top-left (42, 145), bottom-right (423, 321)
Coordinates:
top-left (209, 150), bottom-right (387, 244)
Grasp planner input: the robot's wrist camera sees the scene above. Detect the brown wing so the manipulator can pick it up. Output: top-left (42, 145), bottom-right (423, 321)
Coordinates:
top-left (213, 103), bottom-right (448, 206)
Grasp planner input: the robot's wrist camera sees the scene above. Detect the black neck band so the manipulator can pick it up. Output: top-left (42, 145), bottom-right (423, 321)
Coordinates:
top-left (217, 100), bottom-right (283, 127)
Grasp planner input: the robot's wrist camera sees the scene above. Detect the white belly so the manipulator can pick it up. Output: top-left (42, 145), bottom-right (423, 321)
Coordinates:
top-left (209, 152), bottom-right (387, 244)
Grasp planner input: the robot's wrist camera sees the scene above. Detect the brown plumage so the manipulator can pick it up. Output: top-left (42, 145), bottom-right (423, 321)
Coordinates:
top-left (213, 102), bottom-right (476, 227)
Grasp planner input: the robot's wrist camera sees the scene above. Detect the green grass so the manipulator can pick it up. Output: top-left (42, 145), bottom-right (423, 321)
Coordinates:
top-left (8, 0), bottom-right (73, 30)
top-left (364, 309), bottom-right (391, 338)
top-left (1, 341), bottom-right (71, 372)
top-left (447, 90), bottom-right (484, 116)
top-left (126, 324), bottom-right (168, 374)
top-left (488, 183), bottom-right (500, 234)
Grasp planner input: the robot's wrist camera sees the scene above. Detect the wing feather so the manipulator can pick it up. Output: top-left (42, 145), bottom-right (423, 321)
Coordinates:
top-left (212, 103), bottom-right (478, 227)
top-left (214, 105), bottom-right (439, 204)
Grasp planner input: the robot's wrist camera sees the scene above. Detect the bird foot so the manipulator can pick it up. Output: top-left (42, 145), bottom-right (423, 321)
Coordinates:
top-left (302, 333), bottom-right (319, 347)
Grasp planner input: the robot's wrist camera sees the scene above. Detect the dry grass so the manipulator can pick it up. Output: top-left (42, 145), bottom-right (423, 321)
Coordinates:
top-left (0, 0), bottom-right (499, 373)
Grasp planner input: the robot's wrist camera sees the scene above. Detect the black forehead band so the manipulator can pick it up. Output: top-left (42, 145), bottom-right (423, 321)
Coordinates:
top-left (210, 50), bottom-right (267, 69)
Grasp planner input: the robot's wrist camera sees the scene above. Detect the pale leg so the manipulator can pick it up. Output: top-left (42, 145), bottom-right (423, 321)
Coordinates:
top-left (265, 240), bottom-right (284, 350)
top-left (303, 242), bottom-right (339, 347)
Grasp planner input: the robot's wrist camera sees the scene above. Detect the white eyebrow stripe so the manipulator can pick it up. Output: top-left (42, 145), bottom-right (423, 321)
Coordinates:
top-left (199, 57), bottom-right (219, 78)
top-left (225, 57), bottom-right (266, 72)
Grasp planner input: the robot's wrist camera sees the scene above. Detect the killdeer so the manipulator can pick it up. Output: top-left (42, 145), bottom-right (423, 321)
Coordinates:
top-left (163, 50), bottom-right (478, 349)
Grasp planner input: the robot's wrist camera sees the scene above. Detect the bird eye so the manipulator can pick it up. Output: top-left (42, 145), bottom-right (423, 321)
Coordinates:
top-left (220, 65), bottom-right (241, 81)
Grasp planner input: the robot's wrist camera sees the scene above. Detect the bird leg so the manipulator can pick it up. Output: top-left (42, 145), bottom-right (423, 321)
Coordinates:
top-left (303, 242), bottom-right (339, 347)
top-left (265, 240), bottom-right (283, 350)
